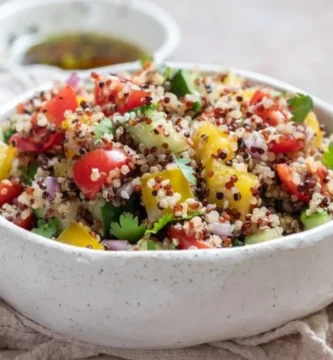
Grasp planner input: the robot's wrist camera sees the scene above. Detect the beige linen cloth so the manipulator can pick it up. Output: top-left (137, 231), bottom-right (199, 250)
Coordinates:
top-left (1, 67), bottom-right (333, 360)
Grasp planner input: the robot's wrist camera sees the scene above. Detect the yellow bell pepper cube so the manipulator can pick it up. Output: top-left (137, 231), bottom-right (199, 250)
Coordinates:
top-left (141, 168), bottom-right (194, 222)
top-left (193, 121), bottom-right (237, 165)
top-left (206, 160), bottom-right (259, 219)
top-left (57, 222), bottom-right (104, 250)
top-left (305, 112), bottom-right (324, 150)
top-left (0, 142), bottom-right (17, 181)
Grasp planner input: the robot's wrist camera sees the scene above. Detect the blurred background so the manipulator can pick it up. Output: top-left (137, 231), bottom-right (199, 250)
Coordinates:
top-left (154, 0), bottom-right (333, 102)
top-left (0, 0), bottom-right (332, 102)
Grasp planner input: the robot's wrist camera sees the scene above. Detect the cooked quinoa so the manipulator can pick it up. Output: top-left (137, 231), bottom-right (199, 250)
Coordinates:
top-left (0, 62), bottom-right (332, 251)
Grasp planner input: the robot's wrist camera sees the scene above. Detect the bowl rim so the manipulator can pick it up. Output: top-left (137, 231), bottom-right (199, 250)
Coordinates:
top-left (0, 0), bottom-right (181, 67)
top-left (1, 60), bottom-right (333, 258)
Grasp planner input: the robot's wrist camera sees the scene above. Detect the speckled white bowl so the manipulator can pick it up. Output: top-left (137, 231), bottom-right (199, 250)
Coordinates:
top-left (1, 62), bottom-right (333, 349)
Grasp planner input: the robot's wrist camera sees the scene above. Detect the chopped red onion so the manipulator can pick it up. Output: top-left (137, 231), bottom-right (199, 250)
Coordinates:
top-left (115, 181), bottom-right (134, 199)
top-left (102, 240), bottom-right (130, 251)
top-left (66, 73), bottom-right (80, 89)
top-left (243, 131), bottom-right (267, 158)
top-left (42, 177), bottom-right (60, 201)
top-left (211, 222), bottom-right (233, 236)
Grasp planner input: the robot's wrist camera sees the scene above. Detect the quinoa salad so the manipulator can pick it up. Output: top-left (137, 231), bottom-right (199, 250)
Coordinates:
top-left (0, 61), bottom-right (332, 251)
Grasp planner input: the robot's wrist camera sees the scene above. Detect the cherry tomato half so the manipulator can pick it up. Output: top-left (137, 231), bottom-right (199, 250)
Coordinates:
top-left (276, 163), bottom-right (309, 202)
top-left (0, 181), bottom-right (24, 207)
top-left (73, 148), bottom-right (131, 199)
top-left (44, 86), bottom-right (78, 126)
top-left (168, 226), bottom-right (211, 250)
top-left (15, 213), bottom-right (34, 230)
top-left (269, 135), bottom-right (304, 153)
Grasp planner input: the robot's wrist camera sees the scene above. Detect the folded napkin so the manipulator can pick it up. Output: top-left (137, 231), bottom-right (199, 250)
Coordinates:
top-left (1, 67), bottom-right (333, 360)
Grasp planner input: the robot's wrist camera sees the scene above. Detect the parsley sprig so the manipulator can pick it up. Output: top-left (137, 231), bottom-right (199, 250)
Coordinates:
top-left (287, 93), bottom-right (313, 123)
top-left (110, 213), bottom-right (146, 243)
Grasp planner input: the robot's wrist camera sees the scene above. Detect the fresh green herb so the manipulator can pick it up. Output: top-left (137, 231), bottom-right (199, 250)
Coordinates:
top-left (323, 144), bottom-right (333, 170)
top-left (0, 127), bottom-right (16, 144)
top-left (145, 213), bottom-right (174, 235)
top-left (19, 162), bottom-right (39, 185)
top-left (174, 157), bottom-right (197, 185)
top-left (131, 104), bottom-right (157, 116)
top-left (140, 54), bottom-right (154, 67)
top-left (139, 239), bottom-right (161, 250)
top-left (32, 218), bottom-right (60, 238)
top-left (287, 93), bottom-right (313, 123)
top-left (192, 101), bottom-right (202, 113)
top-left (146, 211), bottom-right (201, 235)
top-left (232, 239), bottom-right (244, 247)
top-left (101, 202), bottom-right (124, 236)
top-left (170, 69), bottom-right (196, 97)
top-left (110, 213), bottom-right (146, 243)
top-left (94, 118), bottom-right (114, 140)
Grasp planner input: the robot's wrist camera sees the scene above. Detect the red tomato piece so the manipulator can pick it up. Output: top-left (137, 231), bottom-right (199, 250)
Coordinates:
top-left (250, 90), bottom-right (287, 126)
top-left (276, 163), bottom-right (309, 202)
top-left (15, 213), bottom-right (34, 230)
top-left (250, 90), bottom-right (267, 106)
top-left (119, 90), bottom-right (149, 114)
top-left (73, 148), bottom-right (131, 199)
top-left (0, 181), bottom-right (24, 207)
top-left (10, 130), bottom-right (63, 154)
top-left (269, 135), bottom-right (304, 153)
top-left (44, 86), bottom-right (77, 126)
top-left (168, 226), bottom-right (211, 250)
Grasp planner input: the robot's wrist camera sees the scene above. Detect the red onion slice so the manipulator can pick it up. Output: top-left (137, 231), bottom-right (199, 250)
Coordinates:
top-left (115, 181), bottom-right (135, 200)
top-left (66, 73), bottom-right (81, 89)
top-left (211, 222), bottom-right (233, 236)
top-left (42, 177), bottom-right (60, 201)
top-left (102, 240), bottom-right (130, 251)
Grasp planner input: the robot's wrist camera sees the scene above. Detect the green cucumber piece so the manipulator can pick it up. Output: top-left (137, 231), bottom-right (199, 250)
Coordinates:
top-left (125, 111), bottom-right (189, 153)
top-left (139, 239), bottom-right (162, 250)
top-left (131, 104), bottom-right (157, 117)
top-left (301, 210), bottom-right (331, 230)
top-left (34, 208), bottom-right (46, 219)
top-left (170, 69), bottom-right (196, 97)
top-left (245, 228), bottom-right (283, 245)
top-left (94, 118), bottom-right (114, 140)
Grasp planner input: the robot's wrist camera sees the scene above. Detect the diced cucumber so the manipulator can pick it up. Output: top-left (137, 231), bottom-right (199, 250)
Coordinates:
top-left (192, 101), bottom-right (202, 113)
top-left (139, 239), bottom-right (162, 250)
top-left (94, 118), bottom-right (114, 140)
top-left (301, 210), bottom-right (331, 230)
top-left (125, 112), bottom-right (189, 153)
top-left (34, 208), bottom-right (46, 219)
top-left (245, 227), bottom-right (283, 245)
top-left (170, 69), bottom-right (196, 97)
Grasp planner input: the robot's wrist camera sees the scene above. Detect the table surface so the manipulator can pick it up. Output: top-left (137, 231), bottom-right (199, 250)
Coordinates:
top-left (154, 0), bottom-right (333, 103)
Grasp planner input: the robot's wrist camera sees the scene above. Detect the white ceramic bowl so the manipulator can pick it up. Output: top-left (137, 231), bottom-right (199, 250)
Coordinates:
top-left (0, 62), bottom-right (333, 349)
top-left (0, 0), bottom-right (180, 70)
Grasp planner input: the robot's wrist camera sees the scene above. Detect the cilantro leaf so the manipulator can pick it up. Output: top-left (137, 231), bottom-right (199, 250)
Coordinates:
top-left (287, 93), bottom-right (313, 123)
top-left (94, 118), bottom-right (114, 140)
top-left (110, 213), bottom-right (146, 243)
top-left (19, 162), bottom-right (39, 185)
top-left (145, 213), bottom-right (174, 235)
top-left (323, 144), bottom-right (333, 170)
top-left (32, 218), bottom-right (60, 238)
top-left (145, 211), bottom-right (202, 235)
top-left (174, 157), bottom-right (197, 185)
top-left (101, 202), bottom-right (123, 236)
